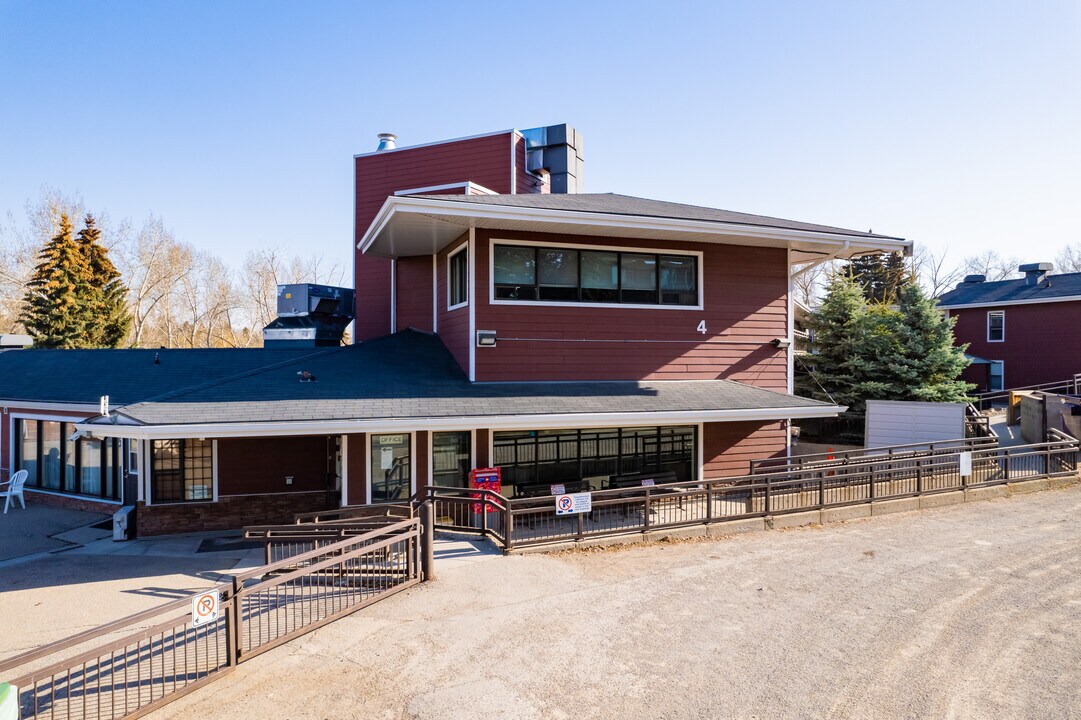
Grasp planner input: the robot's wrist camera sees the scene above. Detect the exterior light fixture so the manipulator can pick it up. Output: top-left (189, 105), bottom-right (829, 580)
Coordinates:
top-left (476, 331), bottom-right (497, 347)
top-left (771, 337), bottom-right (791, 349)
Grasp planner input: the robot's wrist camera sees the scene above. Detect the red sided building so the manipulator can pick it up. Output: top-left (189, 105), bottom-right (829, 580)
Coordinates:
top-left (0, 123), bottom-right (909, 535)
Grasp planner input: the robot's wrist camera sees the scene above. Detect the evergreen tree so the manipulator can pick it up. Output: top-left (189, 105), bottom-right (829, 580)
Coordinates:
top-left (797, 273), bottom-right (866, 408)
top-left (895, 283), bottom-right (973, 402)
top-left (799, 273), bottom-right (973, 411)
top-left (846, 252), bottom-right (910, 304)
top-left (20, 214), bottom-right (94, 348)
top-left (76, 214), bottom-right (130, 347)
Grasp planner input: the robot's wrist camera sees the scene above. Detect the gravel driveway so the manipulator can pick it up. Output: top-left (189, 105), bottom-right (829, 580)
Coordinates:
top-left (154, 485), bottom-right (1081, 719)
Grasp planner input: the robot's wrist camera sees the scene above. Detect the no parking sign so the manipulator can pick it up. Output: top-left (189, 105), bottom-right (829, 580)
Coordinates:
top-left (555, 492), bottom-right (592, 516)
top-left (191, 589), bottom-right (220, 627)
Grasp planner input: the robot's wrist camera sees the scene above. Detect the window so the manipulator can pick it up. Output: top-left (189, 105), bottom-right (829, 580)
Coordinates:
top-left (987, 311), bottom-right (1005, 342)
top-left (493, 244), bottom-right (699, 306)
top-left (492, 426), bottom-right (696, 498)
top-left (448, 246), bottom-right (468, 308)
top-left (432, 431), bottom-right (471, 488)
top-left (151, 439), bottom-right (213, 503)
top-left (989, 361), bottom-right (1005, 392)
top-left (13, 418), bottom-right (121, 500)
top-left (370, 434), bottom-right (411, 502)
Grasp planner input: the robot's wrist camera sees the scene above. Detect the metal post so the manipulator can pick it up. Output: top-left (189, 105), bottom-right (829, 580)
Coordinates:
top-left (420, 502), bottom-right (435, 582)
top-left (643, 487), bottom-right (651, 531)
top-left (705, 482), bottom-right (713, 522)
top-left (228, 576), bottom-right (242, 666)
top-left (1003, 449), bottom-right (1011, 480)
top-left (503, 500), bottom-right (513, 552)
top-left (818, 471), bottom-right (825, 508)
top-left (764, 476), bottom-right (771, 515)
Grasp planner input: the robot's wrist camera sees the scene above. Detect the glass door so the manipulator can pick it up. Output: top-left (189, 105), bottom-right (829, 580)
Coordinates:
top-left (432, 431), bottom-right (471, 487)
top-left (370, 434), bottom-right (411, 502)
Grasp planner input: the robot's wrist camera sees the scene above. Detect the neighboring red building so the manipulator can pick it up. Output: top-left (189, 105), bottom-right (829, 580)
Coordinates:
top-left (939, 263), bottom-right (1081, 391)
top-left (1, 123), bottom-right (908, 535)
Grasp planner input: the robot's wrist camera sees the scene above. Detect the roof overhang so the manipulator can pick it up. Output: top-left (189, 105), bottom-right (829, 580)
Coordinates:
top-left (358, 196), bottom-right (910, 263)
top-left (76, 404), bottom-right (846, 440)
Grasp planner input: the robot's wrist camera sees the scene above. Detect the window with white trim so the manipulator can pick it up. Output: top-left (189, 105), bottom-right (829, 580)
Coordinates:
top-left (493, 244), bottom-right (698, 306)
top-left (448, 246), bottom-right (468, 308)
top-left (151, 439), bottom-right (212, 503)
top-left (987, 311), bottom-right (1005, 342)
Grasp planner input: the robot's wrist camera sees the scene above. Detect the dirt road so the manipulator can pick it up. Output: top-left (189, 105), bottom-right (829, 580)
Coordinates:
top-left (155, 486), bottom-right (1081, 719)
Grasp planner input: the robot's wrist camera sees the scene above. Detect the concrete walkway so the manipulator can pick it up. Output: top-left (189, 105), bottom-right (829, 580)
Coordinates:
top-left (0, 504), bottom-right (110, 562)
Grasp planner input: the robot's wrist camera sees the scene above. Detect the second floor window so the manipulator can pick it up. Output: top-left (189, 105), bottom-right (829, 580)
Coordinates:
top-left (448, 246), bottom-right (468, 308)
top-left (987, 311), bottom-right (1005, 342)
top-left (493, 244), bottom-right (698, 306)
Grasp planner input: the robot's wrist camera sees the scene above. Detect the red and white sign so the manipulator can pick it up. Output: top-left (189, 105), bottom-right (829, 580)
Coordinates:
top-left (555, 492), bottom-right (592, 516)
top-left (191, 590), bottom-right (220, 627)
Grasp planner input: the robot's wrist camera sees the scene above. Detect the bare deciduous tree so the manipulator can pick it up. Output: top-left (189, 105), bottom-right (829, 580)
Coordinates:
top-left (962, 250), bottom-right (1021, 282)
top-left (910, 244), bottom-right (965, 298)
top-left (1055, 244), bottom-right (1081, 273)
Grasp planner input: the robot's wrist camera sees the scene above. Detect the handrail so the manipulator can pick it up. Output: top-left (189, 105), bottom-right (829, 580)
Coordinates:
top-left (752, 435), bottom-right (997, 473)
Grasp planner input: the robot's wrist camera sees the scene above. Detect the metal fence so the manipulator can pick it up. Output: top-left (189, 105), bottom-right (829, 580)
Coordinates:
top-left (0, 518), bottom-right (425, 720)
top-left (493, 435), bottom-right (1078, 549)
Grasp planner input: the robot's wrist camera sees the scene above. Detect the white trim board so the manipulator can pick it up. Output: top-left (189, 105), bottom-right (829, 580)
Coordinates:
top-left (75, 405), bottom-right (847, 440)
top-left (353, 129), bottom-right (515, 159)
top-left (357, 195), bottom-right (910, 257)
top-left (394, 181), bottom-right (499, 196)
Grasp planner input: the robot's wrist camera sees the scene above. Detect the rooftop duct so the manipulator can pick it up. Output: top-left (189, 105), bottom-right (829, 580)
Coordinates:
top-left (1019, 262), bottom-right (1053, 286)
top-left (376, 133), bottom-right (397, 151)
top-left (521, 123), bottom-right (584, 194)
top-left (263, 284), bottom-right (356, 348)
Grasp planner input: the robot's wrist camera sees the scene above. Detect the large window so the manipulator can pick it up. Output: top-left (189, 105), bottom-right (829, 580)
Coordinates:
top-left (14, 418), bottom-right (121, 501)
top-left (987, 311), bottom-right (1005, 342)
top-left (493, 244), bottom-right (699, 306)
top-left (432, 431), bottom-right (471, 488)
top-left (151, 439), bottom-right (213, 503)
top-left (493, 426), bottom-right (696, 498)
top-left (448, 246), bottom-right (468, 308)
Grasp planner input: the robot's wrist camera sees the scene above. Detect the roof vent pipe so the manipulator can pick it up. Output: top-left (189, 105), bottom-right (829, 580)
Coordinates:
top-left (376, 133), bottom-right (397, 151)
top-left (1019, 262), bottom-right (1053, 286)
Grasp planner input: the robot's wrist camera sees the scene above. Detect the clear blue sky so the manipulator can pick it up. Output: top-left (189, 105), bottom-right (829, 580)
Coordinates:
top-left (2, 1), bottom-right (1079, 272)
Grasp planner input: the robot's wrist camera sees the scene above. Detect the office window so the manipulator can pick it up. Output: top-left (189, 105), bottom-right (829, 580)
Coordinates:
top-left (432, 431), bottom-right (471, 488)
top-left (987, 311), bottom-right (1005, 342)
top-left (448, 246), bottom-right (468, 308)
top-left (151, 439), bottom-right (213, 503)
top-left (493, 244), bottom-right (698, 306)
top-left (13, 418), bottom-right (120, 500)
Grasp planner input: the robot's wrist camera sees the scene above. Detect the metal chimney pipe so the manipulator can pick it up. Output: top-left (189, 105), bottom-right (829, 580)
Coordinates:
top-left (376, 133), bottom-right (397, 151)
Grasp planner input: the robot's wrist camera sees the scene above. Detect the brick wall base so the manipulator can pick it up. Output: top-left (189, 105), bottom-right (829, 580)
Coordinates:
top-left (135, 491), bottom-right (338, 536)
top-left (25, 489), bottom-right (121, 515)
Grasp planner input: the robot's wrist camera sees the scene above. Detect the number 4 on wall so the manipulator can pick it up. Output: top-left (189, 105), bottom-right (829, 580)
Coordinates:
top-left (696, 320), bottom-right (707, 335)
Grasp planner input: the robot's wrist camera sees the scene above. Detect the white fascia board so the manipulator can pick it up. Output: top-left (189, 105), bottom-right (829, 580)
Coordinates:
top-left (357, 196), bottom-right (910, 257)
top-left (939, 295), bottom-right (1081, 310)
top-left (75, 405), bottom-right (846, 440)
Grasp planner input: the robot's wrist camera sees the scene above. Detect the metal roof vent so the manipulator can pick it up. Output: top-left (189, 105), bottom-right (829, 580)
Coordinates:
top-left (1019, 262), bottom-right (1053, 287)
top-left (961, 274), bottom-right (986, 285)
top-left (376, 133), bottom-right (397, 151)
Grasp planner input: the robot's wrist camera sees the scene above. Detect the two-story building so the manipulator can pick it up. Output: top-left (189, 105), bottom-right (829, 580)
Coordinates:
top-left (939, 263), bottom-right (1081, 391)
top-left (0, 123), bottom-right (909, 535)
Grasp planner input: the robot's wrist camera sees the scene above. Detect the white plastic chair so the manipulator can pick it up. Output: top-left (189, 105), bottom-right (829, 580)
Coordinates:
top-left (1, 470), bottom-right (28, 514)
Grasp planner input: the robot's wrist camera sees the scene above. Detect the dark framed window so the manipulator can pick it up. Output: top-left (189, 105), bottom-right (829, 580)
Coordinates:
top-left (13, 418), bottom-right (121, 501)
top-left (432, 431), bottom-right (472, 488)
top-left (493, 244), bottom-right (698, 306)
top-left (151, 439), bottom-right (213, 503)
top-left (987, 311), bottom-right (1005, 342)
top-left (448, 246), bottom-right (468, 308)
top-left (492, 426), bottom-right (696, 498)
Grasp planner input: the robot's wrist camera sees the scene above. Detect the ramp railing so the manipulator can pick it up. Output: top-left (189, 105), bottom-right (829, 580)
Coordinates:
top-left (0, 518), bottom-right (426, 720)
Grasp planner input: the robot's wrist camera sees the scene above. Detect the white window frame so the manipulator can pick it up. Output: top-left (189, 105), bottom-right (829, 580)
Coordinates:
top-left (428, 429), bottom-right (475, 488)
top-left (987, 310), bottom-right (1005, 342)
top-left (989, 360), bottom-right (1005, 392)
top-left (447, 242), bottom-right (469, 311)
top-left (488, 237), bottom-right (705, 311)
top-left (365, 431), bottom-right (416, 504)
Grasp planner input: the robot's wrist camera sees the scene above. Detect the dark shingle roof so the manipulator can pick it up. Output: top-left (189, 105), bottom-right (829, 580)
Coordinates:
top-left (78, 331), bottom-right (832, 426)
top-left (412, 192), bottom-right (903, 241)
top-left (938, 272), bottom-right (1081, 307)
top-left (0, 347), bottom-right (332, 405)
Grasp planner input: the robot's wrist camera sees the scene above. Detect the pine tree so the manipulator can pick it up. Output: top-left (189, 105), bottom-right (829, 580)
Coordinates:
top-left (797, 273), bottom-right (867, 408)
top-left (20, 214), bottom-right (94, 348)
top-left (847, 252), bottom-right (910, 304)
top-left (895, 283), bottom-right (973, 402)
top-left (76, 214), bottom-right (130, 347)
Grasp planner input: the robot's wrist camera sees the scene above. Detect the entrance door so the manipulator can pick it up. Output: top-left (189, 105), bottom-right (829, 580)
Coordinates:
top-left (370, 434), bottom-right (411, 502)
top-left (989, 361), bottom-right (1005, 392)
